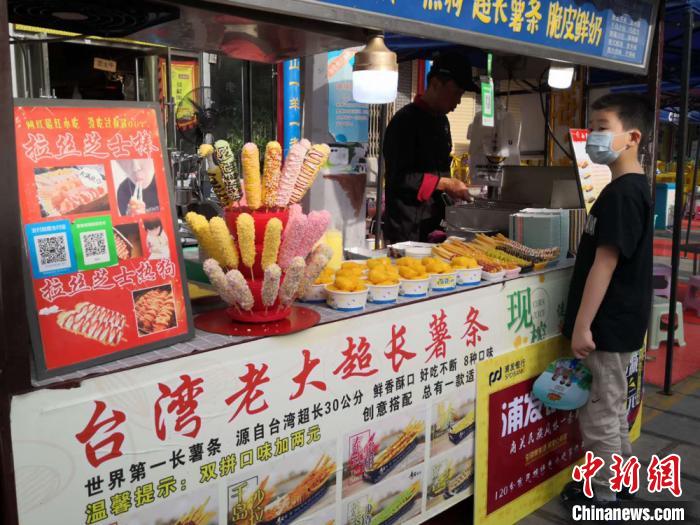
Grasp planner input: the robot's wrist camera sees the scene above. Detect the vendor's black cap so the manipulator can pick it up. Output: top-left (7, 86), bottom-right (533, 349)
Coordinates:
top-left (429, 52), bottom-right (479, 93)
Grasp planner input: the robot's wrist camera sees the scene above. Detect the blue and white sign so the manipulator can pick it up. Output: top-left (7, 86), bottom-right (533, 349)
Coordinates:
top-left (312, 0), bottom-right (655, 69)
top-left (282, 59), bottom-right (302, 156)
top-left (25, 219), bottom-right (77, 278)
top-left (328, 48), bottom-right (369, 143)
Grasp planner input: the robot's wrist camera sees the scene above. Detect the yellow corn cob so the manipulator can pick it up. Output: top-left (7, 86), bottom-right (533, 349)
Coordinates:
top-left (236, 212), bottom-right (256, 269)
top-left (261, 218), bottom-right (282, 270)
top-left (241, 142), bottom-right (262, 210)
top-left (198, 143), bottom-right (214, 158)
top-left (207, 165), bottom-right (230, 207)
top-left (262, 141), bottom-right (283, 208)
top-left (185, 212), bottom-right (223, 264)
top-left (209, 216), bottom-right (239, 269)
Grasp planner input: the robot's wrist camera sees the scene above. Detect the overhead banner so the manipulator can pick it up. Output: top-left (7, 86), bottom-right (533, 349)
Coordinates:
top-left (327, 48), bottom-right (369, 143)
top-left (13, 101), bottom-right (193, 379)
top-left (11, 267), bottom-right (572, 525)
top-left (475, 337), bottom-right (584, 525)
top-left (290, 0), bottom-right (657, 72)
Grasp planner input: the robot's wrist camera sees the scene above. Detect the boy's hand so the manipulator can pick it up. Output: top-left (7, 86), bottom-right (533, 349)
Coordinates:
top-left (571, 326), bottom-right (595, 359)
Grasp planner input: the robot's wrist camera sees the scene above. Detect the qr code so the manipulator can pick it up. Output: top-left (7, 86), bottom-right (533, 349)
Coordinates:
top-left (35, 233), bottom-right (71, 272)
top-left (80, 230), bottom-right (110, 265)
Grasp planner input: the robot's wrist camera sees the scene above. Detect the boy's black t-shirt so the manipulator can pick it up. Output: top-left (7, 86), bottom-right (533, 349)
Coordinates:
top-left (563, 173), bottom-right (653, 352)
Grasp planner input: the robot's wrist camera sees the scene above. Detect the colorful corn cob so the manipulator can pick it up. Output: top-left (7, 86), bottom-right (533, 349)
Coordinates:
top-left (214, 139), bottom-right (242, 204)
top-left (261, 218), bottom-right (282, 270)
top-left (262, 141), bottom-right (283, 208)
top-left (235, 212), bottom-right (256, 271)
top-left (202, 258), bottom-right (238, 305)
top-left (261, 264), bottom-right (282, 308)
top-left (207, 165), bottom-right (230, 206)
top-left (225, 269), bottom-right (254, 311)
top-left (277, 211), bottom-right (308, 269)
top-left (295, 210), bottom-right (331, 259)
top-left (275, 140), bottom-right (310, 207)
top-left (209, 216), bottom-right (239, 269)
top-left (278, 256), bottom-right (306, 306)
top-left (241, 142), bottom-right (262, 210)
top-left (289, 144), bottom-right (330, 204)
top-left (185, 211), bottom-right (222, 265)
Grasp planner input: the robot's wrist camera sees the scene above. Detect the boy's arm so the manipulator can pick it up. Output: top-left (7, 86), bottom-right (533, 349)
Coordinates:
top-left (571, 244), bottom-right (620, 359)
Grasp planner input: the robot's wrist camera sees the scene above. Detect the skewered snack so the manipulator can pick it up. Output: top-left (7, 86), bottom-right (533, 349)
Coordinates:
top-left (214, 139), bottom-right (243, 203)
top-left (368, 420), bottom-right (423, 473)
top-left (203, 258), bottom-right (238, 305)
top-left (241, 142), bottom-right (262, 210)
top-left (261, 218), bottom-right (283, 270)
top-left (262, 141), bottom-right (283, 208)
top-left (446, 460), bottom-right (474, 496)
top-left (261, 264), bottom-right (282, 308)
top-left (493, 234), bottom-right (560, 262)
top-left (57, 186), bottom-right (106, 214)
top-left (278, 256), bottom-right (305, 306)
top-left (185, 212), bottom-right (223, 266)
top-left (275, 140), bottom-right (310, 207)
top-left (277, 211), bottom-right (308, 269)
top-left (209, 216), bottom-right (239, 269)
top-left (207, 165), bottom-right (231, 207)
top-left (56, 302), bottom-right (125, 346)
top-left (198, 143), bottom-right (214, 158)
top-left (235, 213), bottom-right (256, 271)
top-left (225, 270), bottom-right (255, 311)
top-left (299, 244), bottom-right (334, 296)
top-left (295, 210), bottom-right (332, 259)
top-left (262, 454), bottom-right (336, 523)
top-left (134, 288), bottom-right (176, 334)
top-left (370, 481), bottom-right (421, 525)
top-left (114, 232), bottom-right (131, 260)
top-left (289, 144), bottom-right (331, 204)
top-left (436, 240), bottom-right (503, 273)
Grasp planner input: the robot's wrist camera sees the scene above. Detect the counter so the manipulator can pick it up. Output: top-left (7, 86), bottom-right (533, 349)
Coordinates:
top-left (12, 263), bottom-right (573, 525)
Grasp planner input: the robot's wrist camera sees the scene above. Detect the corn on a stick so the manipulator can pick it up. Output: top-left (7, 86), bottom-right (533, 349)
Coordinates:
top-left (225, 269), bottom-right (254, 311)
top-left (278, 256), bottom-right (305, 307)
top-left (236, 213), bottom-right (256, 271)
top-left (209, 216), bottom-right (239, 269)
top-left (214, 139), bottom-right (242, 203)
top-left (261, 264), bottom-right (282, 308)
top-left (261, 218), bottom-right (282, 270)
top-left (262, 141), bottom-right (283, 208)
top-left (241, 142), bottom-right (262, 210)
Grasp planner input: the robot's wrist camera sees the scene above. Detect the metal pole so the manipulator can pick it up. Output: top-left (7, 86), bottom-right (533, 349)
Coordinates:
top-left (135, 57), bottom-right (140, 102)
top-left (685, 138), bottom-right (699, 247)
top-left (166, 47), bottom-right (176, 150)
top-left (242, 61), bottom-right (253, 143)
top-left (375, 104), bottom-right (388, 250)
top-left (663, 7), bottom-right (693, 395)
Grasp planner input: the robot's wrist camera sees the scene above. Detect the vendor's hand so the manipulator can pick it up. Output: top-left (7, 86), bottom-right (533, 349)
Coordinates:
top-left (571, 325), bottom-right (595, 359)
top-left (437, 177), bottom-right (473, 202)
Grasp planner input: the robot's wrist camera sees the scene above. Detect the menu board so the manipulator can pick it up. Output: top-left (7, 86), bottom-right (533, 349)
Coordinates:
top-left (569, 129), bottom-right (612, 213)
top-left (14, 101), bottom-right (193, 379)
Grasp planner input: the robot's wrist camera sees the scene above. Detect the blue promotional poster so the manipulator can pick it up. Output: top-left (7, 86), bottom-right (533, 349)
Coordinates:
top-left (328, 48), bottom-right (369, 143)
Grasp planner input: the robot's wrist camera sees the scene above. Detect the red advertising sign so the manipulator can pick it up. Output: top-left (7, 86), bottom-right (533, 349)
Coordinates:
top-left (14, 101), bottom-right (192, 378)
top-left (487, 376), bottom-right (582, 514)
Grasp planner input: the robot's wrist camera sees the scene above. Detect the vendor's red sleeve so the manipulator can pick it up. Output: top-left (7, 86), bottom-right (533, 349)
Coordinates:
top-left (418, 173), bottom-right (440, 202)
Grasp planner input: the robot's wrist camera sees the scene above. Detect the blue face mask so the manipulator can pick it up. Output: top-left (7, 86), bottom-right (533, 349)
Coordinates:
top-left (585, 131), bottom-right (628, 165)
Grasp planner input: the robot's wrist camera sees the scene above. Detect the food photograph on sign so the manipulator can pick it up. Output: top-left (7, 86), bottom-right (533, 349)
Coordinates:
top-left (115, 484), bottom-right (218, 525)
top-left (111, 158), bottom-right (161, 217)
top-left (226, 440), bottom-right (337, 525)
top-left (426, 447), bottom-right (474, 510)
top-left (342, 465), bottom-right (423, 525)
top-left (132, 284), bottom-right (178, 337)
top-left (341, 405), bottom-right (426, 498)
top-left (34, 164), bottom-right (110, 217)
top-left (429, 388), bottom-right (475, 457)
top-left (113, 223), bottom-right (143, 260)
top-left (144, 218), bottom-right (171, 259)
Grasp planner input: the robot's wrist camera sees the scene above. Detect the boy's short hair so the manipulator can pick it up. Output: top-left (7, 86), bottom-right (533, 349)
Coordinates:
top-left (591, 93), bottom-right (654, 146)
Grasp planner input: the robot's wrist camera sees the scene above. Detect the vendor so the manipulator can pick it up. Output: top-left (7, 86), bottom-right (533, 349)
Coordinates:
top-left (382, 52), bottom-right (478, 243)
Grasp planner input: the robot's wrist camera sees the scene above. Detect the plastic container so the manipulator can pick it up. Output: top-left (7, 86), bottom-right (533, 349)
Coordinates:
top-left (399, 277), bottom-right (431, 298)
top-left (482, 269), bottom-right (506, 282)
top-left (325, 285), bottom-right (369, 312)
top-left (367, 283), bottom-right (400, 304)
top-left (430, 272), bottom-right (457, 292)
top-left (456, 266), bottom-right (482, 286)
top-left (505, 266), bottom-right (522, 279)
top-left (300, 282), bottom-right (328, 303)
top-left (225, 277), bottom-right (292, 323)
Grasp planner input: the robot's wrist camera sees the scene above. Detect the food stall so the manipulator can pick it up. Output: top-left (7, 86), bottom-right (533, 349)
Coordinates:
top-left (0, 2), bottom-right (659, 525)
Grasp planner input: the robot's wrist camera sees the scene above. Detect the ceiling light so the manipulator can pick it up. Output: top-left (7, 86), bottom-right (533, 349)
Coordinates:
top-left (352, 35), bottom-right (398, 104)
top-left (548, 64), bottom-right (575, 89)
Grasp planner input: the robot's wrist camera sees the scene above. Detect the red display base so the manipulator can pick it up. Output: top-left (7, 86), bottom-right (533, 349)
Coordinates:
top-left (195, 305), bottom-right (321, 337)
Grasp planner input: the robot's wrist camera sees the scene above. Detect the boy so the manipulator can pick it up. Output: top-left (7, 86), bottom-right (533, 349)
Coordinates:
top-left (561, 93), bottom-right (654, 504)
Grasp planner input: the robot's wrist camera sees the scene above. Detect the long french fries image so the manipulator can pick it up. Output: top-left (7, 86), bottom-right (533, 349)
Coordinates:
top-left (175, 497), bottom-right (217, 525)
top-left (363, 420), bottom-right (422, 484)
top-left (369, 480), bottom-right (421, 525)
top-left (260, 454), bottom-right (336, 525)
top-left (448, 410), bottom-right (475, 445)
top-left (444, 458), bottom-right (474, 499)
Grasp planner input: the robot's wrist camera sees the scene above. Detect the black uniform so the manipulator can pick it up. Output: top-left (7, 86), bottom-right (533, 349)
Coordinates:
top-left (563, 173), bottom-right (653, 352)
top-left (382, 98), bottom-right (452, 243)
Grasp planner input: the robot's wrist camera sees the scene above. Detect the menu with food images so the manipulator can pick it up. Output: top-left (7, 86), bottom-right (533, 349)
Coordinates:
top-left (14, 101), bottom-right (192, 379)
top-left (569, 129), bottom-right (612, 213)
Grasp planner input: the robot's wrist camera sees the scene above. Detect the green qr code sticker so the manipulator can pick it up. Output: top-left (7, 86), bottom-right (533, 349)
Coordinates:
top-left (72, 215), bottom-right (118, 270)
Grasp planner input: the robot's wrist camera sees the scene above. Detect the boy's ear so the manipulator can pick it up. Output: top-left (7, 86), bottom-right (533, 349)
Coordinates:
top-left (628, 129), bottom-right (642, 146)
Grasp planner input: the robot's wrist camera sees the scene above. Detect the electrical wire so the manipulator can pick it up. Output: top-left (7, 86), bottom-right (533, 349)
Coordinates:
top-left (10, 34), bottom-right (88, 45)
top-left (538, 70), bottom-right (575, 162)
